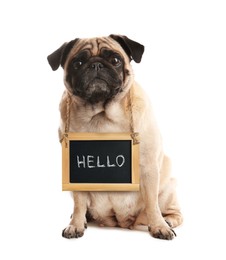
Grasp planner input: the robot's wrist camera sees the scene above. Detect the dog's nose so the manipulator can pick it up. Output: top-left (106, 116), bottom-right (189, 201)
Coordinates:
top-left (91, 62), bottom-right (104, 71)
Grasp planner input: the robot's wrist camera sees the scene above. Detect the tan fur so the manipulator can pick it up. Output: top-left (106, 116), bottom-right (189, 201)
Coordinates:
top-left (59, 37), bottom-right (183, 239)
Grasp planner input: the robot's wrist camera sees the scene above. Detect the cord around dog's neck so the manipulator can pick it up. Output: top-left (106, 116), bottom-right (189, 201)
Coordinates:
top-left (64, 92), bottom-right (71, 134)
top-left (61, 90), bottom-right (139, 145)
top-left (128, 89), bottom-right (140, 145)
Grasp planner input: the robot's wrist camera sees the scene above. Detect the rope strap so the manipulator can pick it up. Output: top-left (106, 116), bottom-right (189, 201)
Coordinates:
top-left (61, 90), bottom-right (139, 145)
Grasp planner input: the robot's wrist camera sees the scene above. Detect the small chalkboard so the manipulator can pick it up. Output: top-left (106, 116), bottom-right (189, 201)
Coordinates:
top-left (62, 133), bottom-right (139, 191)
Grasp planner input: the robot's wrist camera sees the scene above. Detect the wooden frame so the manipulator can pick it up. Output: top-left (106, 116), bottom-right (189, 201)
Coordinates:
top-left (62, 132), bottom-right (140, 191)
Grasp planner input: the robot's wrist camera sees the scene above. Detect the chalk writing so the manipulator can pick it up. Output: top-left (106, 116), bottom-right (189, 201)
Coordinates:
top-left (76, 155), bottom-right (125, 168)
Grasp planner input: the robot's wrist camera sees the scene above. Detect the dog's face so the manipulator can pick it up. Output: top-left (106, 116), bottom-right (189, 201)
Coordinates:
top-left (65, 39), bottom-right (126, 104)
top-left (48, 35), bottom-right (144, 104)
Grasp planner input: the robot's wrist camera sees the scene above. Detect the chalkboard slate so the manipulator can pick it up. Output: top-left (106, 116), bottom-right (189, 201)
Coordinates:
top-left (62, 133), bottom-right (140, 191)
top-left (70, 140), bottom-right (131, 183)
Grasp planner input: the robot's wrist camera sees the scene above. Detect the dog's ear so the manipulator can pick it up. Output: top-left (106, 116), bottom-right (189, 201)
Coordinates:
top-left (109, 34), bottom-right (144, 63)
top-left (47, 39), bottom-right (79, 71)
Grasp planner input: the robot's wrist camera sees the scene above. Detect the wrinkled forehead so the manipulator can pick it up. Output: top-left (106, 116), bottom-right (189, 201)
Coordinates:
top-left (70, 37), bottom-right (127, 58)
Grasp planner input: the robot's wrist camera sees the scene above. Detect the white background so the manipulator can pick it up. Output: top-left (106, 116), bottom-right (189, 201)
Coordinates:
top-left (0, 0), bottom-right (226, 259)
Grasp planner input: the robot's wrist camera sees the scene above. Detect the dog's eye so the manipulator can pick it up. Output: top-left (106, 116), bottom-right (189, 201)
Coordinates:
top-left (72, 60), bottom-right (83, 69)
top-left (110, 57), bottom-right (121, 67)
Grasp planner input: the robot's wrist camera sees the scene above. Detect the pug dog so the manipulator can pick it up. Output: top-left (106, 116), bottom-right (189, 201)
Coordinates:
top-left (47, 34), bottom-right (183, 240)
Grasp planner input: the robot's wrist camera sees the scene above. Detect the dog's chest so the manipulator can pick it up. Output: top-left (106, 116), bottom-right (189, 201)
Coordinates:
top-left (70, 102), bottom-right (129, 133)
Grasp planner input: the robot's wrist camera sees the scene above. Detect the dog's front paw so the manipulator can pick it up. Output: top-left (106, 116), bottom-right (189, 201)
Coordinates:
top-left (62, 224), bottom-right (87, 239)
top-left (148, 224), bottom-right (176, 240)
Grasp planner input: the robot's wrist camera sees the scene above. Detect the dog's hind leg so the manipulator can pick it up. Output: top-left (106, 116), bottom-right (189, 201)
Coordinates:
top-left (159, 177), bottom-right (183, 228)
